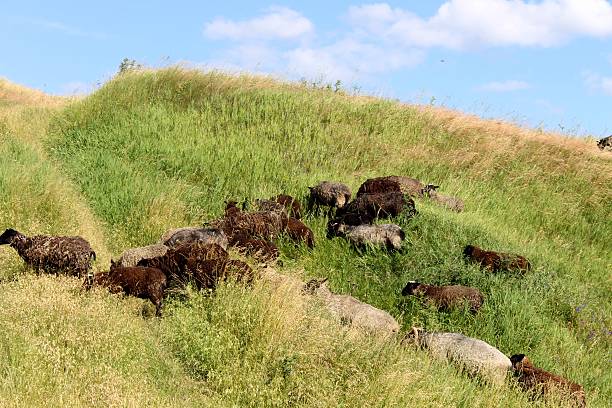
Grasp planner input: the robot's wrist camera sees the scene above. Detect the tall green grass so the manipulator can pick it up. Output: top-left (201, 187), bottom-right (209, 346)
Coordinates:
top-left (0, 68), bottom-right (609, 406)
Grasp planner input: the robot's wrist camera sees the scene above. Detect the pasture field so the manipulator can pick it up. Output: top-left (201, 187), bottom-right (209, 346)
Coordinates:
top-left (0, 69), bottom-right (610, 407)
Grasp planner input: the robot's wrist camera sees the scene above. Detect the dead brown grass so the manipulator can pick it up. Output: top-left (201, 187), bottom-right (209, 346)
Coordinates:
top-left (0, 78), bottom-right (68, 108)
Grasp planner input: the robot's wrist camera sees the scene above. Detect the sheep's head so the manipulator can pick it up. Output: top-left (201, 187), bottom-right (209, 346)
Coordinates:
top-left (401, 326), bottom-right (425, 346)
top-left (421, 184), bottom-right (439, 197)
top-left (335, 194), bottom-right (348, 209)
top-left (401, 280), bottom-right (421, 296)
top-left (83, 271), bottom-right (95, 291)
top-left (0, 228), bottom-right (22, 245)
top-left (463, 245), bottom-right (475, 257)
top-left (509, 354), bottom-right (533, 371)
top-left (302, 278), bottom-right (328, 295)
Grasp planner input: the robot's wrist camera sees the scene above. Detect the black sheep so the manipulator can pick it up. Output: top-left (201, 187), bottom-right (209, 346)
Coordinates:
top-left (0, 228), bottom-right (95, 277)
top-left (85, 266), bottom-right (167, 316)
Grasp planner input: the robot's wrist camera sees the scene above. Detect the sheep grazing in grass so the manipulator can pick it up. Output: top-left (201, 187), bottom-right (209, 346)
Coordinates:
top-left (285, 217), bottom-right (315, 248)
top-left (307, 181), bottom-right (352, 215)
top-left (216, 206), bottom-right (288, 241)
top-left (401, 281), bottom-right (483, 313)
top-left (422, 185), bottom-right (465, 212)
top-left (337, 192), bottom-right (417, 221)
top-left (463, 245), bottom-right (531, 274)
top-left (357, 176), bottom-right (427, 198)
top-left (184, 257), bottom-right (255, 290)
top-left (328, 223), bottom-right (404, 251)
top-left (0, 228), bottom-right (96, 277)
top-left (510, 354), bottom-right (586, 407)
top-left (85, 266), bottom-right (167, 316)
top-left (305, 279), bottom-right (400, 337)
top-left (113, 243), bottom-right (169, 268)
top-left (224, 200), bottom-right (242, 218)
top-left (597, 135), bottom-right (612, 151)
top-left (137, 242), bottom-right (253, 291)
top-left (405, 328), bottom-right (511, 385)
top-left (275, 194), bottom-right (302, 219)
top-left (160, 226), bottom-right (228, 249)
top-left (255, 198), bottom-right (286, 214)
top-left (137, 242), bottom-right (229, 288)
top-left (229, 232), bottom-right (280, 262)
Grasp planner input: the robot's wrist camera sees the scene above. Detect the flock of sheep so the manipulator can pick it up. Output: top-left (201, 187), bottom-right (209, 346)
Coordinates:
top-left (0, 175), bottom-right (585, 407)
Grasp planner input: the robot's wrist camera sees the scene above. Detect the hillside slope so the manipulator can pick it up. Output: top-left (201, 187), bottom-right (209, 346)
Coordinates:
top-left (0, 69), bottom-right (610, 407)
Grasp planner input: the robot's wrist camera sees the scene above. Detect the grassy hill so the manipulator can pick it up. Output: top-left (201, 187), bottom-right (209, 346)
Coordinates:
top-left (0, 69), bottom-right (610, 407)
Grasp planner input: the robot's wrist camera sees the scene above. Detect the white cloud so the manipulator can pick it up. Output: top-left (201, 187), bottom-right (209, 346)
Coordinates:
top-left (285, 39), bottom-right (424, 82)
top-left (478, 80), bottom-right (531, 92)
top-left (20, 17), bottom-right (109, 39)
top-left (348, 1), bottom-right (612, 49)
top-left (204, 7), bottom-right (313, 40)
top-left (584, 72), bottom-right (612, 95)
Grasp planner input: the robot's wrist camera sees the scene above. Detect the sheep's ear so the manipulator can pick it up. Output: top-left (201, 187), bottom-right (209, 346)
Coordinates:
top-left (509, 354), bottom-right (526, 367)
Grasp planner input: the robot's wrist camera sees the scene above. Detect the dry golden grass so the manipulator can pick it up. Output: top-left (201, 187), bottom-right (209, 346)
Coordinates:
top-left (0, 78), bottom-right (68, 108)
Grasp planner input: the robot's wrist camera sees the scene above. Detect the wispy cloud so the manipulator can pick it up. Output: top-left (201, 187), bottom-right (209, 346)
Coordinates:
top-left (200, 1), bottom-right (612, 86)
top-left (15, 17), bottom-right (109, 39)
top-left (348, 0), bottom-right (612, 49)
top-left (204, 7), bottom-right (313, 41)
top-left (584, 71), bottom-right (612, 95)
top-left (478, 80), bottom-right (531, 92)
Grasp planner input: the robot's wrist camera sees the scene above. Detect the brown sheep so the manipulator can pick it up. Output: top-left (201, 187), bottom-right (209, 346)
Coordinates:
top-left (337, 192), bottom-right (417, 221)
top-left (137, 242), bottom-right (229, 288)
top-left (402, 281), bottom-right (484, 313)
top-left (84, 266), bottom-right (167, 316)
top-left (463, 245), bottom-right (531, 273)
top-left (0, 228), bottom-right (96, 277)
top-left (275, 194), bottom-right (302, 219)
top-left (357, 176), bottom-right (427, 198)
top-left (307, 181), bottom-right (352, 215)
top-left (185, 257), bottom-right (255, 290)
top-left (215, 208), bottom-right (288, 241)
top-left (229, 232), bottom-right (280, 261)
top-left (510, 354), bottom-right (586, 407)
top-left (255, 198), bottom-right (286, 214)
top-left (285, 217), bottom-right (315, 248)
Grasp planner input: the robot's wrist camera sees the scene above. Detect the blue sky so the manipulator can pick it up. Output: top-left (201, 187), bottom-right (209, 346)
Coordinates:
top-left (2, 0), bottom-right (612, 136)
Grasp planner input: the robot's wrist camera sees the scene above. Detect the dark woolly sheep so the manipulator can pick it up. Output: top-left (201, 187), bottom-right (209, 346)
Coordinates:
top-left (275, 194), bottom-right (302, 219)
top-left (597, 135), bottom-right (612, 151)
top-left (285, 217), bottom-right (315, 248)
top-left (307, 181), bottom-right (352, 215)
top-left (329, 223), bottom-right (404, 251)
top-left (229, 232), bottom-right (280, 262)
top-left (255, 198), bottom-right (286, 214)
top-left (0, 228), bottom-right (96, 277)
top-left (463, 245), bottom-right (531, 274)
top-left (402, 281), bottom-right (484, 313)
top-left (85, 266), bottom-right (167, 316)
top-left (357, 176), bottom-right (427, 198)
top-left (224, 200), bottom-right (242, 218)
top-left (160, 226), bottom-right (228, 249)
top-left (217, 209), bottom-right (288, 241)
top-left (185, 257), bottom-right (255, 291)
top-left (137, 242), bottom-right (229, 288)
top-left (510, 354), bottom-right (586, 407)
top-left (337, 192), bottom-right (417, 221)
